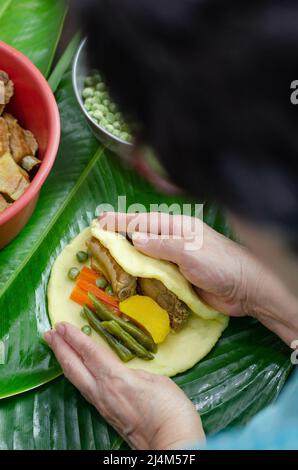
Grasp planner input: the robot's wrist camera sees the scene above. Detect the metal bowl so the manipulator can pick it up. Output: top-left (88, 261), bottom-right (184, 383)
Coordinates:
top-left (72, 38), bottom-right (133, 157)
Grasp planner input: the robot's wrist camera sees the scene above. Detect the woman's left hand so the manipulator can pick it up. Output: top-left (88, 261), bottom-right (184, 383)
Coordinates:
top-left (44, 322), bottom-right (205, 450)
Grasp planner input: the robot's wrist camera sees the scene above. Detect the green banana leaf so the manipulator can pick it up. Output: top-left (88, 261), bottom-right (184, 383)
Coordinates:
top-left (0, 3), bottom-right (293, 448)
top-left (0, 0), bottom-right (67, 77)
top-left (0, 377), bottom-right (122, 450)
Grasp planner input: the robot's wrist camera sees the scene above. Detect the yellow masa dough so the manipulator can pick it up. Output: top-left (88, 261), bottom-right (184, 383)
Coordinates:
top-left (47, 225), bottom-right (229, 377)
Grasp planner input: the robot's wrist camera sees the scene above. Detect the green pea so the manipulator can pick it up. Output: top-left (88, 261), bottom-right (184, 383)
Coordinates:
top-left (100, 118), bottom-right (108, 128)
top-left (96, 277), bottom-right (108, 289)
top-left (114, 112), bottom-right (122, 120)
top-left (113, 129), bottom-right (121, 138)
top-left (68, 267), bottom-right (80, 281)
top-left (103, 99), bottom-right (110, 108)
top-left (93, 73), bottom-right (101, 82)
top-left (84, 97), bottom-right (94, 106)
top-left (85, 103), bottom-right (92, 112)
top-left (109, 102), bottom-right (117, 113)
top-left (106, 112), bottom-right (115, 124)
top-left (96, 104), bottom-right (107, 114)
top-left (96, 82), bottom-right (106, 91)
top-left (92, 103), bottom-right (102, 111)
top-left (85, 76), bottom-right (96, 87)
top-left (106, 124), bottom-right (114, 134)
top-left (105, 285), bottom-right (114, 295)
top-left (93, 91), bottom-right (102, 100)
top-left (93, 110), bottom-right (104, 121)
top-left (120, 132), bottom-right (130, 142)
top-left (82, 87), bottom-right (94, 99)
top-left (76, 251), bottom-right (89, 263)
top-left (113, 121), bottom-right (121, 130)
top-left (81, 325), bottom-right (92, 336)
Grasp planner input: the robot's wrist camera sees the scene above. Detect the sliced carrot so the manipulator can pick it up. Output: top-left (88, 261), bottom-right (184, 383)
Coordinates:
top-left (78, 266), bottom-right (101, 284)
top-left (76, 279), bottom-right (119, 309)
top-left (70, 286), bottom-right (95, 310)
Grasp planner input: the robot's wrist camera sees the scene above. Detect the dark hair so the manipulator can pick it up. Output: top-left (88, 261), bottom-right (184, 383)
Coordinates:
top-left (76, 0), bottom-right (298, 237)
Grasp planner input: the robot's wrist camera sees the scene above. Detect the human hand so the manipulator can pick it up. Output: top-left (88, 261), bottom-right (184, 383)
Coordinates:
top-left (99, 212), bottom-right (263, 317)
top-left (44, 322), bottom-right (205, 450)
top-left (99, 212), bottom-right (298, 346)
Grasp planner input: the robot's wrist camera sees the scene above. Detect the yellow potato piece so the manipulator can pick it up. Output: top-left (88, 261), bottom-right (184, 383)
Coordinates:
top-left (120, 295), bottom-right (170, 344)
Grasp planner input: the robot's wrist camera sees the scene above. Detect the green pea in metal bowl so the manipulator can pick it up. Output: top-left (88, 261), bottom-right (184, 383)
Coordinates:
top-left (72, 38), bottom-right (133, 157)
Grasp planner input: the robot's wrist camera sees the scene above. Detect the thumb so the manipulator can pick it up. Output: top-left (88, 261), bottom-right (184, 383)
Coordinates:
top-left (132, 232), bottom-right (185, 264)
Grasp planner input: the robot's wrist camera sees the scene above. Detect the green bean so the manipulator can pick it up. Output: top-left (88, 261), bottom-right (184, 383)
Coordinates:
top-left (68, 267), bottom-right (80, 281)
top-left (76, 251), bottom-right (89, 263)
top-left (102, 321), bottom-right (154, 360)
top-left (88, 293), bottom-right (157, 353)
top-left (81, 325), bottom-right (92, 336)
top-left (83, 307), bottom-right (134, 362)
top-left (80, 309), bottom-right (87, 320)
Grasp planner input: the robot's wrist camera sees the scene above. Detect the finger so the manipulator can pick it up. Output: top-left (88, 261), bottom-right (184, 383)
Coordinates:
top-left (99, 212), bottom-right (204, 239)
top-left (99, 212), bottom-right (175, 236)
top-left (131, 233), bottom-right (187, 264)
top-left (44, 330), bottom-right (96, 402)
top-left (54, 322), bottom-right (124, 380)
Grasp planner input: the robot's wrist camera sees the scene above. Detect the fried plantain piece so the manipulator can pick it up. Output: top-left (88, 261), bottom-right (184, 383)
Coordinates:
top-left (87, 237), bottom-right (137, 301)
top-left (0, 152), bottom-right (29, 200)
top-left (0, 71), bottom-right (14, 115)
top-left (0, 193), bottom-right (11, 213)
top-left (138, 278), bottom-right (190, 331)
top-left (0, 117), bottom-right (9, 156)
top-left (3, 113), bottom-right (38, 163)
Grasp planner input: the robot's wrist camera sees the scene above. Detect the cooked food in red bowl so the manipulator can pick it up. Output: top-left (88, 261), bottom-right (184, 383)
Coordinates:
top-left (0, 40), bottom-right (60, 249)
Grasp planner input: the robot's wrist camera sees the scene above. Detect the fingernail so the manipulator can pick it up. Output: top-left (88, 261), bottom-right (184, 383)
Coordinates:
top-left (55, 323), bottom-right (66, 336)
top-left (132, 232), bottom-right (148, 245)
top-left (44, 331), bottom-right (53, 346)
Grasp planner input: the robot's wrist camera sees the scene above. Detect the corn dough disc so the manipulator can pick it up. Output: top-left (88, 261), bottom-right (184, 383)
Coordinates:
top-left (48, 227), bottom-right (229, 376)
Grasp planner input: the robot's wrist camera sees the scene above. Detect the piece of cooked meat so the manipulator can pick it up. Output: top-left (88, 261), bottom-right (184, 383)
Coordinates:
top-left (3, 113), bottom-right (38, 163)
top-left (0, 117), bottom-right (9, 156)
top-left (0, 193), bottom-right (11, 213)
top-left (87, 237), bottom-right (137, 300)
top-left (0, 71), bottom-right (14, 115)
top-left (21, 155), bottom-right (41, 173)
top-left (0, 152), bottom-right (29, 200)
top-left (138, 278), bottom-right (190, 331)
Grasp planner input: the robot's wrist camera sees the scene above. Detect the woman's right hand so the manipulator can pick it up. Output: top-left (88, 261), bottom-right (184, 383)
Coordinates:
top-left (99, 212), bottom-right (298, 346)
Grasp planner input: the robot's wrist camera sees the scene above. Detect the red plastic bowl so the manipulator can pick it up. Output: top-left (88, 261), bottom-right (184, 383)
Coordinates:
top-left (0, 41), bottom-right (60, 249)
